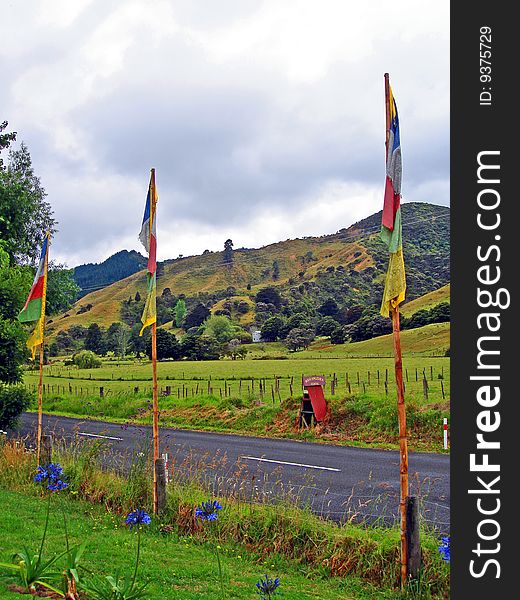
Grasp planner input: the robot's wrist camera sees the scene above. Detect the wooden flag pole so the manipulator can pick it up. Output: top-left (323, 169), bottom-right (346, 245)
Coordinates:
top-left (151, 320), bottom-right (159, 514)
top-left (149, 168), bottom-right (160, 515)
top-left (36, 233), bottom-right (50, 466)
top-left (384, 73), bottom-right (409, 586)
top-left (36, 342), bottom-right (44, 465)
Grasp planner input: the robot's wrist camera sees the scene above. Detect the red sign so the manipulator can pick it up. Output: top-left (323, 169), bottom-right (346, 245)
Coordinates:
top-left (302, 375), bottom-right (326, 387)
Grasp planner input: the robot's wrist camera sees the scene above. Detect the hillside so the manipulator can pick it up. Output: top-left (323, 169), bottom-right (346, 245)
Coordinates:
top-left (73, 249), bottom-right (147, 298)
top-left (47, 202), bottom-right (450, 336)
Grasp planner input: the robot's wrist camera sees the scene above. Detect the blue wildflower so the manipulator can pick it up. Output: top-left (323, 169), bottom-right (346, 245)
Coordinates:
top-left (256, 574), bottom-right (280, 598)
top-left (438, 536), bottom-right (450, 562)
top-left (125, 509), bottom-right (152, 530)
top-left (195, 500), bottom-right (223, 521)
top-left (34, 463), bottom-right (68, 492)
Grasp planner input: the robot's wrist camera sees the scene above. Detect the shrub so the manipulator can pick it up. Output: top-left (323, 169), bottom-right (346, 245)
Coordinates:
top-left (0, 384), bottom-right (34, 430)
top-left (72, 350), bottom-right (102, 369)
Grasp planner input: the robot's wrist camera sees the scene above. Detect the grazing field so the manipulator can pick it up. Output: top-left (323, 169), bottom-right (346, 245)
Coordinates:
top-left (23, 354), bottom-right (450, 452)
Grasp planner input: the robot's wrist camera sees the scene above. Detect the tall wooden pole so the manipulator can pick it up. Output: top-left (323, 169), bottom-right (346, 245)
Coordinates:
top-left (384, 73), bottom-right (409, 585)
top-left (36, 342), bottom-right (44, 465)
top-left (36, 233), bottom-right (50, 466)
top-left (149, 168), bottom-right (160, 515)
top-left (151, 319), bottom-right (159, 514)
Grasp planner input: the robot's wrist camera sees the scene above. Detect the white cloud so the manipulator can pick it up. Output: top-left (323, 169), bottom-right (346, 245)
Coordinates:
top-left (1, 0), bottom-right (449, 267)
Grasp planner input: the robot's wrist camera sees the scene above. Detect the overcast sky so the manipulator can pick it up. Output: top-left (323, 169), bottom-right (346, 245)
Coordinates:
top-left (2, 0), bottom-right (449, 268)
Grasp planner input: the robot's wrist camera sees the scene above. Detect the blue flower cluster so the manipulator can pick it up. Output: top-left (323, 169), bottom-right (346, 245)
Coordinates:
top-left (438, 536), bottom-right (450, 562)
top-left (125, 509), bottom-right (152, 530)
top-left (195, 500), bottom-right (222, 521)
top-left (256, 574), bottom-right (280, 598)
top-left (34, 463), bottom-right (68, 492)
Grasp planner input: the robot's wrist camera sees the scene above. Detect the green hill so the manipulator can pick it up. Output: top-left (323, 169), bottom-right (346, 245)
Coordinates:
top-left (48, 202), bottom-right (449, 337)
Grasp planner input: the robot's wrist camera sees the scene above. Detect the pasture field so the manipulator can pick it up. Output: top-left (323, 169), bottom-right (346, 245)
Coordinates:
top-left (23, 354), bottom-right (450, 452)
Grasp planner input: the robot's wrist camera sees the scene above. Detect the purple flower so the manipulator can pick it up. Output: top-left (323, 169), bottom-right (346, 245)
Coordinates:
top-left (256, 574), bottom-right (280, 598)
top-left (125, 509), bottom-right (151, 530)
top-left (438, 536), bottom-right (450, 562)
top-left (195, 500), bottom-right (222, 521)
top-left (34, 463), bottom-right (68, 492)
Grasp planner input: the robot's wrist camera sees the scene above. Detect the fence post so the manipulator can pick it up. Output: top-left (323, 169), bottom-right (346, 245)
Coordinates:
top-left (99, 387), bottom-right (104, 398)
top-left (155, 458), bottom-right (167, 513)
top-left (40, 434), bottom-right (53, 466)
top-left (422, 372), bottom-right (429, 400)
top-left (406, 496), bottom-right (421, 579)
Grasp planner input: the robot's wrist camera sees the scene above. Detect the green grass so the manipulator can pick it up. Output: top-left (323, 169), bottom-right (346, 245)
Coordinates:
top-left (23, 354), bottom-right (450, 452)
top-left (0, 489), bottom-right (402, 599)
top-left (0, 439), bottom-right (450, 599)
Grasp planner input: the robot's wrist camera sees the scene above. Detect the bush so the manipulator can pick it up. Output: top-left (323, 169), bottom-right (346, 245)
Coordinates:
top-left (0, 384), bottom-right (34, 430)
top-left (72, 350), bottom-right (102, 369)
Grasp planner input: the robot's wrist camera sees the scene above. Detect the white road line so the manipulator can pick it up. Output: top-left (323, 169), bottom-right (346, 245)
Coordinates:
top-left (240, 456), bottom-right (341, 472)
top-left (78, 432), bottom-right (123, 442)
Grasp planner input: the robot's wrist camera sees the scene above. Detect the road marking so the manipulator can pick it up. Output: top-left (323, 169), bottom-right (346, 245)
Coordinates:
top-left (78, 432), bottom-right (123, 442)
top-left (240, 456), bottom-right (340, 472)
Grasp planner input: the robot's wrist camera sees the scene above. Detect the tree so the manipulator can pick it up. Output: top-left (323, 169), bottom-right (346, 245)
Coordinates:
top-left (285, 328), bottom-right (315, 351)
top-left (260, 316), bottom-right (285, 342)
top-left (106, 322), bottom-right (131, 357)
top-left (0, 121), bottom-right (16, 170)
top-left (182, 303), bottom-right (210, 330)
top-left (46, 264), bottom-right (80, 315)
top-left (174, 298), bottom-right (187, 327)
top-left (223, 239), bottom-right (233, 265)
top-left (318, 297), bottom-right (339, 317)
top-left (73, 350), bottom-right (102, 369)
top-left (147, 328), bottom-right (181, 360)
top-left (255, 286), bottom-right (282, 308)
top-left (203, 315), bottom-right (236, 344)
top-left (84, 323), bottom-right (106, 355)
top-left (0, 143), bottom-right (56, 265)
top-left (0, 384), bottom-right (33, 431)
top-left (0, 246), bottom-right (29, 383)
top-left (272, 260), bottom-right (280, 280)
top-left (330, 326), bottom-right (346, 345)
top-left (316, 316), bottom-right (340, 337)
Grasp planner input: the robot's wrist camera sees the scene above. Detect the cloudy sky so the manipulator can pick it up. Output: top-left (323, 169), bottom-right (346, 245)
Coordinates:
top-left (2, 0), bottom-right (449, 268)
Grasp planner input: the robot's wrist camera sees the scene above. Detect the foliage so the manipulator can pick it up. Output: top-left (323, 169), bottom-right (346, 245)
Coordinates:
top-left (0, 384), bottom-right (33, 430)
top-left (0, 142), bottom-right (56, 265)
top-left (0, 120), bottom-right (16, 169)
top-left (146, 329), bottom-right (181, 361)
top-left (46, 264), bottom-right (80, 315)
top-left (174, 298), bottom-right (187, 327)
top-left (284, 328), bottom-right (315, 351)
top-left (223, 238), bottom-right (233, 265)
top-left (85, 323), bottom-right (107, 355)
top-left (182, 302), bottom-right (211, 330)
top-left (0, 318), bottom-right (28, 383)
top-left (73, 250), bottom-right (146, 299)
top-left (203, 314), bottom-right (236, 344)
top-left (255, 286), bottom-right (282, 308)
top-left (260, 316), bottom-right (285, 342)
top-left (73, 350), bottom-right (102, 369)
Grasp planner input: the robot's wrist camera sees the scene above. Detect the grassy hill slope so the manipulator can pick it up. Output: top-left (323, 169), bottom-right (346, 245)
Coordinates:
top-left (48, 202), bottom-right (449, 336)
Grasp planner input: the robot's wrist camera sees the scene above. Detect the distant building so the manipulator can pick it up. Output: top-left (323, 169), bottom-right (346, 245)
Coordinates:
top-left (252, 330), bottom-right (262, 343)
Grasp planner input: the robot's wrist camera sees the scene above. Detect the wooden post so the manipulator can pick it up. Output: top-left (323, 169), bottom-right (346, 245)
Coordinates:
top-left (99, 387), bottom-right (104, 398)
top-left (36, 345), bottom-right (44, 465)
top-left (406, 496), bottom-right (421, 579)
top-left (385, 73), bottom-right (408, 585)
top-left (155, 457), bottom-right (167, 514)
top-left (151, 324), bottom-right (159, 514)
top-left (423, 371), bottom-right (429, 401)
top-left (40, 434), bottom-right (53, 466)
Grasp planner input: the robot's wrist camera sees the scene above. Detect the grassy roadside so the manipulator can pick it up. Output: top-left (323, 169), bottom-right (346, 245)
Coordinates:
top-left (0, 440), bottom-right (450, 599)
top-left (28, 388), bottom-right (450, 453)
top-left (0, 489), bottom-right (399, 600)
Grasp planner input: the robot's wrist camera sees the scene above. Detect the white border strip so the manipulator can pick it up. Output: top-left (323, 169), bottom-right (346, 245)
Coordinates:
top-left (241, 455), bottom-right (340, 472)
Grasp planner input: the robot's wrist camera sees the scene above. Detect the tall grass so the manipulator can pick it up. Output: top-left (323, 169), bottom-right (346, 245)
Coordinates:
top-left (0, 438), bottom-right (449, 597)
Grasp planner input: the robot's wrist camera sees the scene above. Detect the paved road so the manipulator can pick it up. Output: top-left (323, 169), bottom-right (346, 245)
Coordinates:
top-left (16, 413), bottom-right (450, 530)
